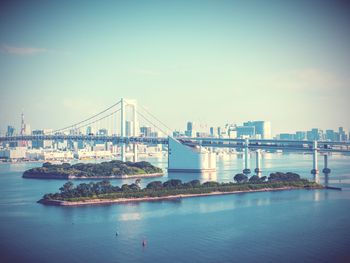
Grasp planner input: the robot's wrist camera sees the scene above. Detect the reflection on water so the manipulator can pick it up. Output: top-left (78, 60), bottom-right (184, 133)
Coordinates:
top-left (0, 153), bottom-right (350, 263)
top-left (313, 190), bottom-right (321, 202)
top-left (119, 212), bottom-right (142, 221)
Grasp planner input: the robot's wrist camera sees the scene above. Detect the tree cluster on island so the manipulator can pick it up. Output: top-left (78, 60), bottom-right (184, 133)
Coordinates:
top-left (233, 172), bottom-right (301, 184)
top-left (23, 160), bottom-right (163, 179)
top-left (41, 171), bottom-right (321, 202)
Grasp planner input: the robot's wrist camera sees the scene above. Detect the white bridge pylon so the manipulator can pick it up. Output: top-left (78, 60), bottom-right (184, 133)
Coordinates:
top-left (120, 98), bottom-right (138, 162)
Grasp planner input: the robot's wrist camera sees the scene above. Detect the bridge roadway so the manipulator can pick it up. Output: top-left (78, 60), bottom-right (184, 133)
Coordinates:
top-left (1, 135), bottom-right (350, 153)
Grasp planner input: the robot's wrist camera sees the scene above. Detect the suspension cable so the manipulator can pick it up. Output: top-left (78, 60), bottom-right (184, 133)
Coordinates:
top-left (51, 100), bottom-right (121, 134)
top-left (56, 108), bottom-right (121, 134)
top-left (138, 104), bottom-right (173, 133)
top-left (136, 109), bottom-right (169, 137)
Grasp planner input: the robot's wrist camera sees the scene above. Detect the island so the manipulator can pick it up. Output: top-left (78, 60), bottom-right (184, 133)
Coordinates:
top-left (23, 160), bottom-right (163, 179)
top-left (38, 172), bottom-right (323, 206)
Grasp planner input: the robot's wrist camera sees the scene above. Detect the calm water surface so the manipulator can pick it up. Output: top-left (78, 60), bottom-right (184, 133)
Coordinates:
top-left (1, 153), bottom-right (350, 263)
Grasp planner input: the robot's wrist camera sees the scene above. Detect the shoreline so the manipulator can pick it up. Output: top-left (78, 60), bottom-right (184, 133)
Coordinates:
top-left (38, 186), bottom-right (323, 207)
top-left (23, 172), bottom-right (164, 180)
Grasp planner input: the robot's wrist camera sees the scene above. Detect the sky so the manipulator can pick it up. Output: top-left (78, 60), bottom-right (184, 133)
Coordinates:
top-left (1, 0), bottom-right (350, 135)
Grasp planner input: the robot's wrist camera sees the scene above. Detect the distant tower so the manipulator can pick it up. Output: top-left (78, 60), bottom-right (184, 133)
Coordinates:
top-left (20, 112), bottom-right (28, 147)
top-left (20, 112), bottom-right (25, 135)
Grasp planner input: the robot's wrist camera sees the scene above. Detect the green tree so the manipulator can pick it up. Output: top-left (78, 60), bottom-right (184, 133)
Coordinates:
top-left (59, 181), bottom-right (74, 193)
top-left (249, 175), bottom-right (261, 183)
top-left (146, 181), bottom-right (163, 190)
top-left (163, 179), bottom-right (182, 188)
top-left (234, 173), bottom-right (248, 183)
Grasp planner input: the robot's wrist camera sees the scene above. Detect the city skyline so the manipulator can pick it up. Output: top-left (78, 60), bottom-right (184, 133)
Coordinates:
top-left (1, 0), bottom-right (350, 134)
top-left (3, 110), bottom-right (350, 142)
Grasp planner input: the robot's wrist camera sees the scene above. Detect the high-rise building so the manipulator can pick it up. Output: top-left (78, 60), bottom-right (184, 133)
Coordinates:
top-left (209, 127), bottom-right (215, 137)
top-left (216, 127), bottom-right (222, 138)
top-left (6, 126), bottom-right (15, 137)
top-left (150, 131), bottom-right (158, 137)
top-left (295, 131), bottom-right (306, 141)
top-left (279, 133), bottom-right (295, 140)
top-left (6, 125), bottom-right (17, 147)
top-left (86, 126), bottom-right (95, 135)
top-left (32, 129), bottom-right (53, 149)
top-left (243, 121), bottom-right (271, 139)
top-left (140, 126), bottom-right (152, 137)
top-left (185, 121), bottom-right (195, 137)
top-left (97, 128), bottom-right (108, 136)
top-left (172, 131), bottom-right (181, 137)
top-left (236, 126), bottom-right (255, 138)
top-left (307, 128), bottom-right (323, 141)
top-left (339, 127), bottom-right (346, 141)
top-left (325, 130), bottom-right (335, 141)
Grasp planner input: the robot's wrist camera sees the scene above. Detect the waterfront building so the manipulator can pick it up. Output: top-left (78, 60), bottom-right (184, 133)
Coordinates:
top-left (185, 121), bottom-right (195, 137)
top-left (0, 147), bottom-right (26, 160)
top-left (236, 126), bottom-right (255, 138)
top-left (217, 127), bottom-right (221, 138)
top-left (6, 126), bottom-right (17, 147)
top-left (279, 133), bottom-right (295, 140)
top-left (295, 131), bottom-right (306, 141)
top-left (243, 121), bottom-right (271, 139)
top-left (209, 127), bottom-right (215, 137)
top-left (86, 126), bottom-right (95, 135)
top-left (74, 150), bottom-right (112, 159)
top-left (140, 126), bottom-right (152, 137)
top-left (172, 130), bottom-right (182, 137)
top-left (307, 128), bottom-right (323, 141)
top-left (228, 129), bottom-right (237, 138)
top-left (325, 130), bottom-right (336, 141)
top-left (338, 127), bottom-right (347, 141)
top-left (97, 128), bottom-right (108, 136)
top-left (6, 125), bottom-right (15, 137)
top-left (32, 129), bottom-right (53, 149)
top-left (93, 144), bottom-right (106, 151)
top-left (150, 131), bottom-right (159, 137)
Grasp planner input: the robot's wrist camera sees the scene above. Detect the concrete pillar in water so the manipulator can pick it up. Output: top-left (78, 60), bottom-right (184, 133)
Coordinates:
top-left (243, 138), bottom-right (251, 175)
top-left (311, 140), bottom-right (319, 182)
top-left (133, 144), bottom-right (138, 162)
top-left (254, 149), bottom-right (261, 176)
top-left (322, 154), bottom-right (331, 186)
top-left (120, 98), bottom-right (126, 162)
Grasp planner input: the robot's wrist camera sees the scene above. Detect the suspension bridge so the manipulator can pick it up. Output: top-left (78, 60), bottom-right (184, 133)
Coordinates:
top-left (1, 98), bottom-right (350, 176)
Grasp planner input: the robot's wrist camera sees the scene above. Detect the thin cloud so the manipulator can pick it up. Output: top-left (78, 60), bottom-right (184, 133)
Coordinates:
top-left (268, 68), bottom-right (348, 91)
top-left (0, 44), bottom-right (47, 55)
top-left (134, 68), bottom-right (161, 76)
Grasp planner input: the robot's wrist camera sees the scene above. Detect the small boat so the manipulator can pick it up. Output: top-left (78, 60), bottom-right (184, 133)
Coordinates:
top-left (142, 239), bottom-right (147, 247)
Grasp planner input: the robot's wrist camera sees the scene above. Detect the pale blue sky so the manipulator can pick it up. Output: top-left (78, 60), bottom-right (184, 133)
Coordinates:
top-left (1, 0), bottom-right (350, 135)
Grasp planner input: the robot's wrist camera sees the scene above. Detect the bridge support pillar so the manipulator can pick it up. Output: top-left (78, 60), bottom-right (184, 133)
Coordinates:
top-left (120, 98), bottom-right (126, 162)
top-left (133, 144), bottom-right (138, 162)
top-left (311, 140), bottom-right (319, 182)
top-left (322, 154), bottom-right (331, 186)
top-left (254, 149), bottom-right (261, 176)
top-left (243, 138), bottom-right (251, 175)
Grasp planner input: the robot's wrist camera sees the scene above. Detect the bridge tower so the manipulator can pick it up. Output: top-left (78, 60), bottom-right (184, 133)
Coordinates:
top-left (120, 98), bottom-right (126, 161)
top-left (120, 98), bottom-right (138, 162)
